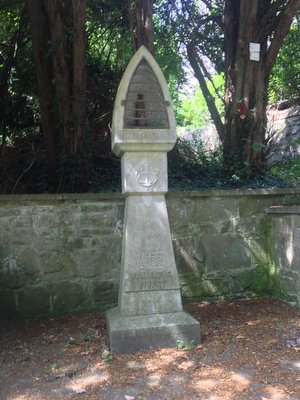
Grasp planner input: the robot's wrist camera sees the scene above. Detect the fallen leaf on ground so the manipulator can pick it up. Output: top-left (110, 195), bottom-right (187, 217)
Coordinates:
top-left (245, 320), bottom-right (260, 326)
top-left (69, 386), bottom-right (87, 394)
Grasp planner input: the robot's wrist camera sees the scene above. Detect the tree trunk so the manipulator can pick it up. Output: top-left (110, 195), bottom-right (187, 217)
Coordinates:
top-left (223, 0), bottom-right (266, 173)
top-left (28, 0), bottom-right (87, 191)
top-left (223, 0), bottom-right (300, 174)
top-left (27, 0), bottom-right (59, 183)
top-left (45, 0), bottom-right (86, 157)
top-left (187, 43), bottom-right (225, 143)
top-left (135, 0), bottom-right (154, 54)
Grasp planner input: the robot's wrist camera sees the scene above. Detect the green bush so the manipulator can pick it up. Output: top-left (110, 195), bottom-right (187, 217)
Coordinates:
top-left (269, 157), bottom-right (300, 186)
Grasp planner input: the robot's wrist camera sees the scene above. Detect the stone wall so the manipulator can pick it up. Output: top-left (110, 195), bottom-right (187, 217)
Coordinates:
top-left (168, 189), bottom-right (300, 304)
top-left (1, 189), bottom-right (300, 318)
top-left (267, 205), bottom-right (300, 306)
top-left (267, 105), bottom-right (300, 162)
top-left (0, 194), bottom-right (124, 318)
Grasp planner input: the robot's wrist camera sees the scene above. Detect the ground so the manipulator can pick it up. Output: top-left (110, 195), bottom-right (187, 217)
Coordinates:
top-left (1, 297), bottom-right (300, 400)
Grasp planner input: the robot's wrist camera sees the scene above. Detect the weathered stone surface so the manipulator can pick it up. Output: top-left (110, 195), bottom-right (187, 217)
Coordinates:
top-left (172, 237), bottom-right (204, 278)
top-left (0, 289), bottom-right (17, 317)
top-left (17, 285), bottom-right (50, 315)
top-left (201, 234), bottom-right (252, 270)
top-left (122, 152), bottom-right (168, 193)
top-left (278, 275), bottom-right (300, 305)
top-left (50, 281), bottom-right (89, 314)
top-left (106, 307), bottom-right (201, 353)
top-left (239, 197), bottom-right (274, 218)
top-left (1, 189), bottom-right (300, 317)
top-left (230, 267), bottom-right (270, 295)
top-left (0, 196), bottom-right (125, 316)
top-left (115, 195), bottom-right (183, 318)
top-left (236, 213), bottom-right (268, 238)
top-left (267, 206), bottom-right (300, 305)
top-left (44, 252), bottom-right (76, 282)
top-left (180, 277), bottom-right (233, 301)
top-left (0, 254), bottom-right (25, 289)
top-left (166, 197), bottom-right (196, 233)
top-left (107, 46), bottom-right (200, 353)
top-left (194, 197), bottom-right (239, 223)
top-left (93, 281), bottom-right (118, 310)
top-left (248, 238), bottom-right (270, 267)
top-left (121, 290), bottom-right (183, 316)
top-left (76, 237), bottom-right (121, 280)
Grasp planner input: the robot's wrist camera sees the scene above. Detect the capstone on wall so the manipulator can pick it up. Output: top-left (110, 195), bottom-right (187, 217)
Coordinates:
top-left (1, 189), bottom-right (300, 318)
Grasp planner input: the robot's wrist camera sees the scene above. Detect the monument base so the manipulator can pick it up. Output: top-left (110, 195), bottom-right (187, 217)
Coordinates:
top-left (106, 307), bottom-right (201, 354)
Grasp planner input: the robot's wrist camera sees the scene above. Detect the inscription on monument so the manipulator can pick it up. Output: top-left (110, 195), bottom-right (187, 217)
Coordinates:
top-left (122, 131), bottom-right (148, 140)
top-left (121, 131), bottom-right (168, 140)
top-left (134, 250), bottom-right (166, 268)
top-left (125, 270), bottom-right (179, 292)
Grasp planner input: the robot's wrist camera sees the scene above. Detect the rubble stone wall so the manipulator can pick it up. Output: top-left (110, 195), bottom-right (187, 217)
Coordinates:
top-left (1, 189), bottom-right (300, 317)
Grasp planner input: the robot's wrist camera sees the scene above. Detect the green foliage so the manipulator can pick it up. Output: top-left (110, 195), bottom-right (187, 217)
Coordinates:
top-left (87, 1), bottom-right (132, 72)
top-left (154, 6), bottom-right (186, 110)
top-left (177, 85), bottom-right (210, 127)
top-left (0, 5), bottom-right (37, 144)
top-left (176, 339), bottom-right (195, 351)
top-left (269, 157), bottom-right (300, 186)
top-left (168, 129), bottom-right (224, 190)
top-left (0, 1), bottom-right (298, 193)
top-left (168, 130), bottom-right (289, 191)
top-left (268, 17), bottom-right (300, 104)
top-left (177, 74), bottom-right (224, 128)
top-left (101, 348), bottom-right (113, 362)
top-left (50, 363), bottom-right (62, 372)
top-left (81, 327), bottom-right (97, 342)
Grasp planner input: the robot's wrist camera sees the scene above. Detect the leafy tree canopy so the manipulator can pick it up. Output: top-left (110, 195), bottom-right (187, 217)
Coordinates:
top-left (0, 0), bottom-right (299, 193)
top-left (268, 14), bottom-right (300, 104)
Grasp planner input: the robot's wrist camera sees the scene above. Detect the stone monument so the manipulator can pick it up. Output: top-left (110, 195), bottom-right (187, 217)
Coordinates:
top-left (106, 46), bottom-right (200, 353)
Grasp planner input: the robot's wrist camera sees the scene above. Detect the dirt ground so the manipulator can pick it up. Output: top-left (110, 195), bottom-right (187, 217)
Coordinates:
top-left (1, 297), bottom-right (300, 400)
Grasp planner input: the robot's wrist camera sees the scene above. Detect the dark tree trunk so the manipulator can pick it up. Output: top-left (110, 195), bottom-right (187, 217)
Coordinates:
top-left (27, 0), bottom-right (59, 183)
top-left (27, 0), bottom-right (87, 191)
top-left (135, 0), bottom-right (154, 54)
top-left (223, 0), bottom-right (300, 174)
top-left (45, 0), bottom-right (86, 157)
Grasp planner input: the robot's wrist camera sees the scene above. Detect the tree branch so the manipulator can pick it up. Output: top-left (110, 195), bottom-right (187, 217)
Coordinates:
top-left (260, 0), bottom-right (287, 26)
top-left (257, 0), bottom-right (287, 39)
top-left (266, 0), bottom-right (300, 77)
top-left (197, 54), bottom-right (225, 105)
top-left (187, 43), bottom-right (225, 143)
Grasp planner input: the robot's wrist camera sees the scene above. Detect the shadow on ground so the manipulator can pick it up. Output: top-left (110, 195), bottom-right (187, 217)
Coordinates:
top-left (1, 297), bottom-right (300, 400)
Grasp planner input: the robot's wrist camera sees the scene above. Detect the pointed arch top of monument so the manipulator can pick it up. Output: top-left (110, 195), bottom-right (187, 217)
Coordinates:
top-left (111, 45), bottom-right (176, 156)
top-left (118, 45), bottom-right (171, 103)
